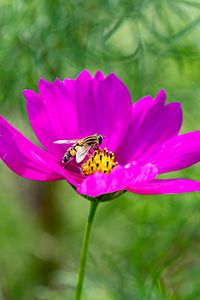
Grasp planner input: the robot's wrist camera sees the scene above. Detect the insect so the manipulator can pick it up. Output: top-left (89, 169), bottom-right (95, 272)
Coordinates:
top-left (53, 134), bottom-right (103, 165)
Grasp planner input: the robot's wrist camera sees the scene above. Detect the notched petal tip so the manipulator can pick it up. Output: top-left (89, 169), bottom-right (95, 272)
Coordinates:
top-left (39, 77), bottom-right (51, 85)
top-left (76, 69), bottom-right (92, 81)
top-left (22, 89), bottom-right (39, 104)
top-left (106, 72), bottom-right (121, 82)
top-left (52, 77), bottom-right (63, 86)
top-left (94, 70), bottom-right (105, 80)
top-left (167, 101), bottom-right (182, 108)
top-left (166, 101), bottom-right (182, 119)
top-left (154, 89), bottom-right (167, 104)
top-left (104, 73), bottom-right (132, 102)
top-left (38, 77), bottom-right (55, 95)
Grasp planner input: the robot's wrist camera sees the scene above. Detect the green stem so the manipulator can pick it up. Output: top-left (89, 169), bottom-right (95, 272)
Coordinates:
top-left (73, 201), bottom-right (99, 300)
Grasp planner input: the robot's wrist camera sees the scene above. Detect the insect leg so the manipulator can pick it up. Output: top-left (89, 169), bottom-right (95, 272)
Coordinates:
top-left (62, 152), bottom-right (71, 164)
top-left (93, 144), bottom-right (99, 150)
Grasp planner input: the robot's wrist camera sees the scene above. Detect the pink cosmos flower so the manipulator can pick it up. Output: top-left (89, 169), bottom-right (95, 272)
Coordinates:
top-left (0, 70), bottom-right (199, 200)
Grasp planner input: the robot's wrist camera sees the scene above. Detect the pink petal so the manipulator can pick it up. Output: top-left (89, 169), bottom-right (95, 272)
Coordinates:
top-left (0, 116), bottom-right (78, 184)
top-left (77, 163), bottom-right (157, 198)
top-left (77, 165), bottom-right (128, 197)
top-left (24, 80), bottom-right (78, 159)
top-left (150, 130), bottom-right (200, 173)
top-left (64, 70), bottom-right (133, 151)
top-left (94, 70), bottom-right (105, 80)
top-left (24, 70), bottom-right (132, 161)
top-left (127, 179), bottom-right (200, 194)
top-left (115, 90), bottom-right (182, 165)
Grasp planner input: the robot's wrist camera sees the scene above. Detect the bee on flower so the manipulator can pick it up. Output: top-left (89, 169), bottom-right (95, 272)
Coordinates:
top-left (0, 70), bottom-right (199, 200)
top-left (53, 133), bottom-right (103, 165)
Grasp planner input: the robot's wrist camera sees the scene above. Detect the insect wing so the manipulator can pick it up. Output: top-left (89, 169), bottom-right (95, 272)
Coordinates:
top-left (76, 145), bottom-right (91, 163)
top-left (53, 139), bottom-right (79, 145)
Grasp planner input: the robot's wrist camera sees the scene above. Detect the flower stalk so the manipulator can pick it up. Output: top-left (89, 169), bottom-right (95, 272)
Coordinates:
top-left (73, 201), bottom-right (99, 300)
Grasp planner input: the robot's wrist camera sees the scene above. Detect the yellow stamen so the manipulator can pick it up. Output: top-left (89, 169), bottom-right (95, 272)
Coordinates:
top-left (81, 148), bottom-right (118, 176)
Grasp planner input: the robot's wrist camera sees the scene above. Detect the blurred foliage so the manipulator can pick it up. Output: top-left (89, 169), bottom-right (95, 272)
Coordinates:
top-left (0, 0), bottom-right (200, 299)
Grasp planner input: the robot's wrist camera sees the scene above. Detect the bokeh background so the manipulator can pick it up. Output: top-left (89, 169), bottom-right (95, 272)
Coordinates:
top-left (0, 1), bottom-right (200, 299)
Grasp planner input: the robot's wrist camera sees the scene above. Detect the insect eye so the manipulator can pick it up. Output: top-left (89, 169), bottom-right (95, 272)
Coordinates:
top-left (98, 135), bottom-right (103, 145)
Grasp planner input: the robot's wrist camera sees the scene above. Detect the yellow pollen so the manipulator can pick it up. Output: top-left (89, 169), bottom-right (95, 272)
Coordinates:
top-left (81, 148), bottom-right (118, 176)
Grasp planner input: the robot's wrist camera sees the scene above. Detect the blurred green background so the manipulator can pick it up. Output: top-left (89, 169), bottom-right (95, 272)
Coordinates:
top-left (0, 0), bottom-right (200, 299)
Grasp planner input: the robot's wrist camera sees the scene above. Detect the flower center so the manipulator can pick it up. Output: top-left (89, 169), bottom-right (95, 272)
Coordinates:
top-left (81, 148), bottom-right (118, 176)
